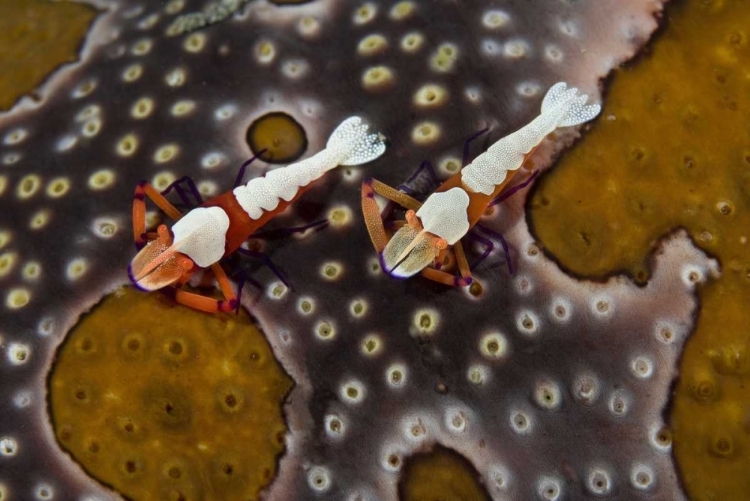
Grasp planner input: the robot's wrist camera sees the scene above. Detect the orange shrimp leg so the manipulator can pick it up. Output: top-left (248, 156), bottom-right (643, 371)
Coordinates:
top-left (419, 242), bottom-right (473, 287)
top-left (132, 181), bottom-right (183, 248)
top-left (361, 177), bottom-right (423, 253)
top-left (165, 264), bottom-right (238, 314)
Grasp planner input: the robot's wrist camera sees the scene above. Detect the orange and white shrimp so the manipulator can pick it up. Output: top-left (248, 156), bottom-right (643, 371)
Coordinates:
top-left (361, 82), bottom-right (600, 286)
top-left (130, 116), bottom-right (386, 313)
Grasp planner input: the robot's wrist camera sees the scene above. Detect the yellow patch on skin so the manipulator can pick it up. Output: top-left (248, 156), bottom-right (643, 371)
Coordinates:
top-left (528, 2), bottom-right (750, 499)
top-left (400, 447), bottom-right (490, 501)
top-left (49, 288), bottom-right (293, 501)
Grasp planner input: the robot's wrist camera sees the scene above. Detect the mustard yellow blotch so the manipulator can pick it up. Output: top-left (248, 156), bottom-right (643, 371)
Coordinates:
top-left (400, 447), bottom-right (490, 501)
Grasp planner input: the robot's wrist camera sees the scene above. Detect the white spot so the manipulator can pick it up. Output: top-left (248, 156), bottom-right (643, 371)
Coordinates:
top-left (681, 264), bottom-right (704, 286)
top-left (137, 13), bottom-right (160, 30)
top-left (297, 297), bottom-right (315, 315)
top-left (116, 133), bottom-right (139, 156)
top-left (516, 310), bottom-right (540, 336)
top-left (545, 44), bottom-right (564, 63)
top-left (488, 464), bottom-right (511, 492)
top-left (4, 128), bottom-right (28, 145)
top-left (514, 275), bottom-right (534, 296)
top-left (481, 38), bottom-right (501, 56)
top-left (165, 67), bottom-right (187, 87)
top-left (630, 463), bottom-right (655, 491)
top-left (2, 152), bottom-right (20, 165)
top-left (572, 372), bottom-right (600, 406)
top-left (587, 468), bottom-right (612, 495)
top-left (88, 169), bottom-right (116, 191)
top-left (6, 289), bottom-right (31, 309)
top-left (445, 408), bottom-right (467, 433)
top-left (215, 104), bottom-right (237, 120)
top-left (197, 180), bottom-right (218, 198)
top-left (171, 100), bottom-right (196, 117)
top-left (631, 356), bottom-right (654, 379)
top-left (559, 19), bottom-right (580, 38)
top-left (549, 297), bottom-right (572, 323)
top-left (479, 331), bottom-right (509, 360)
top-left (122, 64), bottom-right (144, 83)
top-left (386, 363), bottom-right (407, 388)
top-left (201, 152), bottom-right (226, 169)
top-left (56, 135), bottom-right (78, 152)
top-left (66, 258), bottom-right (88, 281)
top-left (34, 483), bottom-right (54, 500)
top-left (381, 447), bottom-right (403, 472)
top-left (165, 0), bottom-right (185, 14)
top-left (81, 118), bottom-right (102, 138)
top-left (654, 321), bottom-right (678, 344)
top-left (72, 79), bottom-right (97, 98)
top-left (297, 16), bottom-right (321, 39)
top-left (482, 9), bottom-right (510, 29)
top-left (534, 380), bottom-right (562, 410)
top-left (38, 317), bottom-right (55, 337)
top-left (267, 282), bottom-right (288, 300)
top-left (401, 415), bottom-right (427, 443)
top-left (504, 39), bottom-right (530, 59)
top-left (307, 466), bottom-right (331, 493)
top-left (13, 390), bottom-right (32, 409)
top-left (254, 39), bottom-right (276, 64)
top-left (467, 363), bottom-right (490, 385)
top-left (314, 320), bottom-right (336, 341)
top-left (0, 437), bottom-right (18, 457)
top-left (591, 296), bottom-right (613, 318)
top-left (400, 31), bottom-right (424, 53)
top-left (320, 261), bottom-right (344, 281)
top-left (608, 391), bottom-right (629, 417)
top-left (324, 414), bottom-right (346, 439)
top-left (360, 333), bottom-right (382, 356)
top-left (517, 81), bottom-right (541, 98)
top-left (75, 104), bottom-right (101, 122)
top-left (281, 59), bottom-right (309, 79)
top-left (130, 38), bottom-right (153, 56)
top-left (183, 32), bottom-right (207, 53)
top-left (537, 476), bottom-right (562, 501)
top-left (353, 3), bottom-right (378, 25)
top-left (649, 424), bottom-right (672, 453)
top-left (153, 144), bottom-right (179, 163)
top-left (510, 410), bottom-right (532, 435)
top-left (465, 86), bottom-right (482, 104)
top-left (411, 308), bottom-right (439, 336)
top-left (339, 379), bottom-right (366, 404)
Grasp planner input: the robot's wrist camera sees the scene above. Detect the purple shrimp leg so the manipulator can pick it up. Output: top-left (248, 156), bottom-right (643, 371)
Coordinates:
top-left (466, 232), bottom-right (495, 270)
top-left (474, 224), bottom-right (514, 276)
top-left (160, 176), bottom-right (204, 208)
top-left (235, 247), bottom-right (292, 290)
top-left (397, 160), bottom-right (440, 192)
top-left (489, 170), bottom-right (540, 207)
top-left (234, 148), bottom-right (269, 188)
top-left (462, 127), bottom-right (491, 167)
top-left (249, 219), bottom-right (329, 240)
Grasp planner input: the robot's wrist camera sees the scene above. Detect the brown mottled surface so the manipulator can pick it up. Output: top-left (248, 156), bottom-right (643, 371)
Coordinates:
top-left (529, 0), bottom-right (750, 499)
top-left (49, 287), bottom-right (293, 501)
top-left (0, 0), bottom-right (96, 110)
top-left (399, 447), bottom-right (490, 501)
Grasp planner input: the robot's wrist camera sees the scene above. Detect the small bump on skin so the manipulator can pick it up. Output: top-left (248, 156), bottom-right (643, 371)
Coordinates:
top-left (413, 84), bottom-right (448, 108)
top-left (56, 135), bottom-right (78, 152)
top-left (130, 38), bottom-right (153, 56)
top-left (314, 320), bottom-right (335, 341)
top-left (411, 121), bottom-right (441, 146)
top-left (4, 128), bottom-right (28, 145)
top-left (517, 81), bottom-right (541, 98)
top-left (281, 59), bottom-right (309, 80)
top-left (152, 172), bottom-right (176, 191)
top-left (164, 0), bottom-right (185, 14)
top-left (0, 176), bottom-right (6, 196)
top-left (22, 261), bottom-right (41, 281)
top-left (386, 363), bottom-right (407, 388)
top-left (360, 333), bottom-right (382, 357)
top-left (349, 298), bottom-right (368, 318)
top-left (608, 391), bottom-right (629, 417)
top-left (297, 16), bottom-right (321, 39)
top-left (2, 152), bottom-right (21, 165)
top-left (516, 310), bottom-right (540, 336)
top-left (545, 44), bottom-right (564, 63)
top-left (587, 468), bottom-right (612, 495)
top-left (130, 97), bottom-right (154, 119)
top-left (34, 483), bottom-right (54, 500)
top-left (0, 251), bottom-right (17, 277)
top-left (353, 3), bottom-right (378, 25)
top-left (649, 425), bottom-right (673, 453)
top-left (254, 40), bottom-right (276, 65)
top-left (400, 32), bottom-right (424, 53)
top-left (361, 66), bottom-right (395, 92)
top-left (509, 409), bottom-right (532, 435)
top-left (534, 380), bottom-right (562, 410)
top-left (630, 464), bottom-right (655, 491)
top-left (8, 342), bottom-right (30, 365)
top-left (402, 416), bottom-right (427, 443)
top-left (631, 356), bottom-right (654, 379)
top-left (465, 86), bottom-right (482, 104)
top-left (430, 43), bottom-right (459, 72)
top-left (324, 414), bottom-right (346, 439)
top-left (0, 437), bottom-right (18, 457)
top-left (591, 296), bottom-right (613, 318)
top-left (297, 297), bottom-right (315, 315)
top-left (197, 180), bottom-right (218, 198)
top-left (170, 100), bottom-right (197, 117)
top-left (438, 156), bottom-right (461, 177)
top-left (411, 308), bottom-right (439, 336)
top-left (137, 13), bottom-right (160, 30)
top-left (482, 9), bottom-right (510, 29)
top-left (0, 231), bottom-right (10, 250)
top-left (66, 258), bottom-right (88, 281)
top-left (81, 118), bottom-right (102, 138)
top-left (504, 39), bottom-right (530, 59)
top-left (358, 34), bottom-right (388, 57)
top-left (183, 32), bottom-right (207, 53)
top-left (320, 261), bottom-right (343, 281)
top-left (116, 134), bottom-right (139, 157)
top-left (88, 169), bottom-right (116, 191)
top-left (13, 389), bottom-right (32, 409)
top-left (72, 79), bottom-right (97, 98)
top-left (537, 476), bottom-right (562, 501)
top-left (389, 1), bottom-right (416, 21)
top-left (164, 67), bottom-right (187, 87)
top-left (549, 298), bottom-right (572, 323)
top-left (268, 282), bottom-right (288, 300)
top-left (654, 321), bottom-right (677, 344)
top-left (201, 152), bottom-right (225, 169)
top-left (572, 372), bottom-right (600, 406)
top-left (479, 331), bottom-right (509, 360)
top-left (382, 449), bottom-right (403, 473)
top-left (339, 380), bottom-right (365, 404)
top-left (467, 364), bottom-right (490, 385)
top-left (307, 466), bottom-right (331, 493)
top-left (327, 205), bottom-right (353, 227)
top-left (46, 178), bottom-right (71, 198)
top-left (29, 210), bottom-right (51, 230)
top-left (681, 264), bottom-right (704, 286)
top-left (75, 104), bottom-right (101, 122)
top-left (214, 104), bottom-right (237, 121)
top-left (153, 144), bottom-right (179, 163)
top-left (16, 174), bottom-right (42, 200)
top-left (445, 408), bottom-right (467, 433)
top-left (91, 218), bottom-right (118, 239)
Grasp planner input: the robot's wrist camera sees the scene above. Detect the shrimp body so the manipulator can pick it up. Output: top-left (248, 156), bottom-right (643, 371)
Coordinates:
top-left (130, 116), bottom-right (386, 311)
top-left (365, 82), bottom-right (601, 282)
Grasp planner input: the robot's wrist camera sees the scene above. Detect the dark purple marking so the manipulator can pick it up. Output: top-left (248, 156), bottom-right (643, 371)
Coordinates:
top-left (462, 127), bottom-right (491, 167)
top-left (474, 224), bottom-right (514, 275)
top-left (489, 170), bottom-right (539, 207)
top-left (160, 175), bottom-right (204, 207)
top-left (234, 148), bottom-right (269, 188)
top-left (466, 231), bottom-right (495, 270)
top-left (236, 247), bottom-right (291, 289)
top-left (398, 160), bottom-right (439, 192)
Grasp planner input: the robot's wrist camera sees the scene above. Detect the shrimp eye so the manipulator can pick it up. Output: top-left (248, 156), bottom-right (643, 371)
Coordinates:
top-left (435, 238), bottom-right (448, 250)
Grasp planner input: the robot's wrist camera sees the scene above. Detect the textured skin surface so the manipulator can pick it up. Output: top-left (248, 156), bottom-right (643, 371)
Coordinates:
top-left (528, 1), bottom-right (750, 499)
top-left (0, 0), bottom-right (713, 500)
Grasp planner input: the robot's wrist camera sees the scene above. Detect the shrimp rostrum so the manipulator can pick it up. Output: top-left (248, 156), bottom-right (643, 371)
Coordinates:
top-left (361, 82), bottom-right (600, 287)
top-left (130, 116), bottom-right (386, 313)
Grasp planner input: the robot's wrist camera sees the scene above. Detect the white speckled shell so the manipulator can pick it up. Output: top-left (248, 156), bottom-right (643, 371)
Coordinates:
top-left (416, 187), bottom-right (471, 244)
top-left (171, 206), bottom-right (230, 267)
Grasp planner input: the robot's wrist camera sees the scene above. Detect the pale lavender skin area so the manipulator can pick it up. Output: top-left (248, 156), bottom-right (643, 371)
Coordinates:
top-left (0, 0), bottom-right (716, 500)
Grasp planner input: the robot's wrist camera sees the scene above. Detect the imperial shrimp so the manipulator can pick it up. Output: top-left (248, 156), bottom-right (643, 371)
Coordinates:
top-left (361, 82), bottom-right (600, 286)
top-left (130, 116), bottom-right (386, 313)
